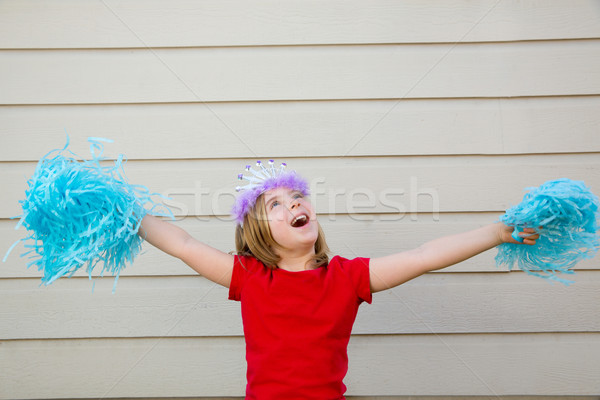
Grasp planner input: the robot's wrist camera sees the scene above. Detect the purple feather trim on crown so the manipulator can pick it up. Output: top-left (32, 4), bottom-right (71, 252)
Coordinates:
top-left (232, 171), bottom-right (309, 224)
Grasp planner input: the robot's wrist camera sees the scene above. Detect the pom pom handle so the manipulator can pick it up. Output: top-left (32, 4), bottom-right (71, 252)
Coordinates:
top-left (511, 227), bottom-right (524, 243)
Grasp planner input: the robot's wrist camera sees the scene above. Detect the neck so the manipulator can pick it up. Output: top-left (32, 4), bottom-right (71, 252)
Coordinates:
top-left (276, 248), bottom-right (317, 272)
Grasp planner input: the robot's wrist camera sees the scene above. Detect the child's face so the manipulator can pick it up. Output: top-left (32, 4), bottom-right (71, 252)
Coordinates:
top-left (262, 187), bottom-right (319, 253)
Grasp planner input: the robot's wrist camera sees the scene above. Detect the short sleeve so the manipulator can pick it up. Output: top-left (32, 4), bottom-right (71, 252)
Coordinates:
top-left (338, 256), bottom-right (372, 304)
top-left (228, 255), bottom-right (257, 301)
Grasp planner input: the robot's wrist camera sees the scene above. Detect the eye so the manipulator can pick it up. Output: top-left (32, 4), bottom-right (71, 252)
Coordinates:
top-left (293, 193), bottom-right (303, 199)
top-left (270, 200), bottom-right (280, 209)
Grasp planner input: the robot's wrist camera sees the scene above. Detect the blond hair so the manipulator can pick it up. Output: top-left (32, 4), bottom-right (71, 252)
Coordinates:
top-left (235, 193), bottom-right (330, 269)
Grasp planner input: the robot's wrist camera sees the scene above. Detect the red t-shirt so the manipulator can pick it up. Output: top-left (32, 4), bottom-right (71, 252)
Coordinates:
top-left (229, 255), bottom-right (372, 400)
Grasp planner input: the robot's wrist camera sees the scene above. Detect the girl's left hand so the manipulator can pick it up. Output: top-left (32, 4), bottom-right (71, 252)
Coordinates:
top-left (498, 223), bottom-right (541, 245)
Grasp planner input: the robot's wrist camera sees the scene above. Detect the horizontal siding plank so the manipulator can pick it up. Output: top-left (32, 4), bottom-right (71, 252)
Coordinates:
top-left (2, 0), bottom-right (600, 49)
top-left (1, 271), bottom-right (599, 339)
top-left (3, 212), bottom-right (598, 279)
top-left (2, 154), bottom-right (599, 218)
top-left (1, 333), bottom-right (599, 398)
top-left (2, 96), bottom-right (600, 161)
top-left (347, 333), bottom-right (600, 396)
top-left (2, 41), bottom-right (600, 104)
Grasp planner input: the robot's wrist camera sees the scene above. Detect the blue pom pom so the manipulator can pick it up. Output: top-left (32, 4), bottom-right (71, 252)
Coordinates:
top-left (495, 178), bottom-right (599, 284)
top-left (3, 137), bottom-right (173, 292)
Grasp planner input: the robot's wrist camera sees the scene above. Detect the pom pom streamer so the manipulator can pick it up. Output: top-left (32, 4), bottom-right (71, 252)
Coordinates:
top-left (495, 178), bottom-right (600, 285)
top-left (3, 137), bottom-right (173, 291)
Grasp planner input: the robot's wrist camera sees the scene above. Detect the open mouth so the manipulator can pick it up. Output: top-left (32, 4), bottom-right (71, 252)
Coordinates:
top-left (291, 214), bottom-right (309, 228)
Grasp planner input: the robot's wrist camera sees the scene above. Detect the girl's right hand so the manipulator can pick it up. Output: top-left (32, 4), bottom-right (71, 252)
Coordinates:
top-left (498, 223), bottom-right (541, 246)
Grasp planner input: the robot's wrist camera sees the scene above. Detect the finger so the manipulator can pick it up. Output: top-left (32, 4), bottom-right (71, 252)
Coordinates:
top-left (523, 233), bottom-right (540, 243)
top-left (521, 231), bottom-right (540, 238)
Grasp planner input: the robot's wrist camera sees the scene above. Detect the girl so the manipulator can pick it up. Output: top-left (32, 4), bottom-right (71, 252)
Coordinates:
top-left (139, 161), bottom-right (539, 400)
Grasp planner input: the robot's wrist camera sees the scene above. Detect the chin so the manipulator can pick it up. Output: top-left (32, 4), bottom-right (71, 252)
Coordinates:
top-left (294, 227), bottom-right (318, 246)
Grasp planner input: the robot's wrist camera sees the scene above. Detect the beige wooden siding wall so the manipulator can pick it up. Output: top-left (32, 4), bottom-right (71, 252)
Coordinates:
top-left (1, 1), bottom-right (600, 399)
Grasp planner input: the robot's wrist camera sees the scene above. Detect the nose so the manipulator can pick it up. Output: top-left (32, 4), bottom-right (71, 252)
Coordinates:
top-left (289, 198), bottom-right (300, 210)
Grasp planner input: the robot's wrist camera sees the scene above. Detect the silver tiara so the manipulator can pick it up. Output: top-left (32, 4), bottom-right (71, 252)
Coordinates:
top-left (235, 160), bottom-right (287, 192)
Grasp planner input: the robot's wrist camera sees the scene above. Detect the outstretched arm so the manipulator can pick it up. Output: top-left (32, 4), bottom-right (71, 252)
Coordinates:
top-left (369, 222), bottom-right (539, 293)
top-left (139, 215), bottom-right (234, 288)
